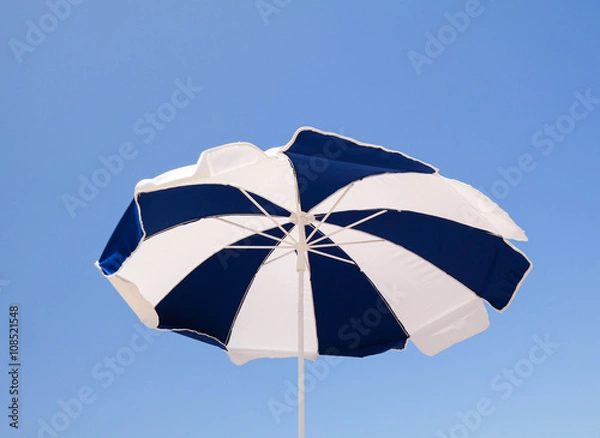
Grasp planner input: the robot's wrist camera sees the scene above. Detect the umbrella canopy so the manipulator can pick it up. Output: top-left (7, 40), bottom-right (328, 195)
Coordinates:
top-left (97, 127), bottom-right (531, 437)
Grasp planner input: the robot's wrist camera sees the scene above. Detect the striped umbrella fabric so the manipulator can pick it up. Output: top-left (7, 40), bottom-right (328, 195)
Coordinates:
top-left (97, 127), bottom-right (531, 437)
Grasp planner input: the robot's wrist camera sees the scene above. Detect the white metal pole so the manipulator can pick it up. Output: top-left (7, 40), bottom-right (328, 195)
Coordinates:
top-left (296, 214), bottom-right (307, 438)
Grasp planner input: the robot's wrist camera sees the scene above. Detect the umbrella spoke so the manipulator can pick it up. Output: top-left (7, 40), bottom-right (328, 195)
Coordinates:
top-left (308, 209), bottom-right (388, 245)
top-left (309, 239), bottom-right (385, 249)
top-left (307, 248), bottom-right (355, 265)
top-left (240, 188), bottom-right (297, 244)
top-left (306, 183), bottom-right (355, 242)
top-left (224, 245), bottom-right (295, 250)
top-left (262, 249), bottom-right (296, 265)
top-left (215, 217), bottom-right (290, 245)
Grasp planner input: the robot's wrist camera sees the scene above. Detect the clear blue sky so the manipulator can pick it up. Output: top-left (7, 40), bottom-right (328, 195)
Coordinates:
top-left (1, 1), bottom-right (599, 437)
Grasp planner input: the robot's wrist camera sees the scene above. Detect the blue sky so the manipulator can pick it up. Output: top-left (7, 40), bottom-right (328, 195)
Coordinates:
top-left (1, 1), bottom-right (599, 437)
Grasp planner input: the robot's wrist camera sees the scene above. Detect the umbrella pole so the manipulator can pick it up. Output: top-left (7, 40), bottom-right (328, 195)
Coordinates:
top-left (297, 214), bottom-right (307, 438)
top-left (298, 267), bottom-right (305, 438)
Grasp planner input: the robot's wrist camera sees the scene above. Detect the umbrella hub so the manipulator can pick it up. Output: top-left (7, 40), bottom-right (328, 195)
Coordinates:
top-left (289, 211), bottom-right (315, 225)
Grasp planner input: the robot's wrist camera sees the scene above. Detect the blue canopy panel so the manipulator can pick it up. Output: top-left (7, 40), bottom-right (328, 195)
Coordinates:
top-left (283, 129), bottom-right (436, 211)
top-left (138, 184), bottom-right (290, 237)
top-left (174, 330), bottom-right (227, 350)
top-left (307, 229), bottom-right (409, 358)
top-left (97, 184), bottom-right (291, 276)
top-left (155, 224), bottom-right (295, 347)
top-left (98, 200), bottom-right (143, 276)
top-left (319, 210), bottom-right (531, 310)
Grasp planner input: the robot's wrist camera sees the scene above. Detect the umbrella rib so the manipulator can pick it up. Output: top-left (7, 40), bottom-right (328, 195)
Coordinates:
top-left (239, 188), bottom-right (297, 244)
top-left (224, 245), bottom-right (295, 250)
top-left (214, 217), bottom-right (290, 245)
top-left (309, 239), bottom-right (385, 248)
top-left (307, 248), bottom-right (355, 265)
top-left (262, 249), bottom-right (296, 265)
top-left (306, 182), bottom-right (355, 242)
top-left (308, 209), bottom-right (388, 245)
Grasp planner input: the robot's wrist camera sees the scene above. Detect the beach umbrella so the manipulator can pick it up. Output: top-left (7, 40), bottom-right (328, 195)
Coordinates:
top-left (96, 127), bottom-right (531, 437)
